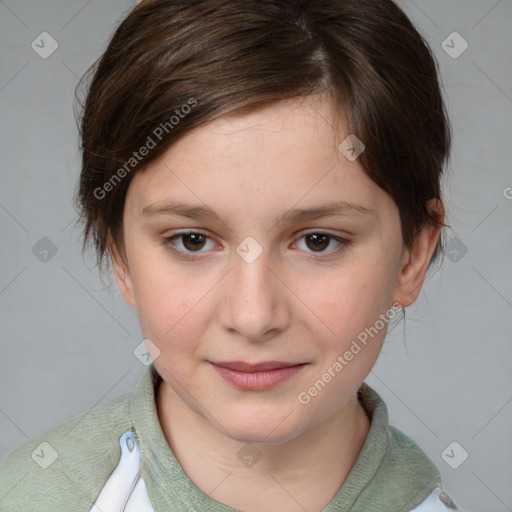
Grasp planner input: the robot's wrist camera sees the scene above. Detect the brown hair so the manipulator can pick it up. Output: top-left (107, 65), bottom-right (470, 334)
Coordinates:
top-left (73, 0), bottom-right (451, 280)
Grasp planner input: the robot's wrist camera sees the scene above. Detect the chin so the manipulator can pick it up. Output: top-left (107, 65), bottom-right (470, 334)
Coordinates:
top-left (218, 409), bottom-right (305, 446)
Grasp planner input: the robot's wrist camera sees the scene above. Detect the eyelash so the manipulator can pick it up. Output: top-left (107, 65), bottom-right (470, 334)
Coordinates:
top-left (161, 229), bottom-right (352, 261)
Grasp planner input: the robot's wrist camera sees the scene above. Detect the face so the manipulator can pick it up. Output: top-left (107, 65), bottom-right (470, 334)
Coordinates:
top-left (111, 95), bottom-right (438, 444)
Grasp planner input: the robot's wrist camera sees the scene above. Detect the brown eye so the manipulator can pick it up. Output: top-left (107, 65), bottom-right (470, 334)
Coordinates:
top-left (295, 231), bottom-right (349, 255)
top-left (164, 232), bottom-right (215, 256)
top-left (163, 230), bottom-right (351, 261)
top-left (181, 233), bottom-right (207, 251)
top-left (304, 233), bottom-right (330, 252)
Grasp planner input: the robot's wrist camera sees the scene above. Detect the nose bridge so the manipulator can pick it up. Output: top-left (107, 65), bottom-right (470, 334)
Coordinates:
top-left (221, 236), bottom-right (288, 339)
top-left (234, 242), bottom-right (273, 301)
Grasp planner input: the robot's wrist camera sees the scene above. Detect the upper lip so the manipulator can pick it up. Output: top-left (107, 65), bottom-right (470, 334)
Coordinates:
top-left (211, 361), bottom-right (305, 372)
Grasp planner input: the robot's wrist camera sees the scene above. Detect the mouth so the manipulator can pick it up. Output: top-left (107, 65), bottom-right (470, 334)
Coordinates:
top-left (210, 361), bottom-right (307, 390)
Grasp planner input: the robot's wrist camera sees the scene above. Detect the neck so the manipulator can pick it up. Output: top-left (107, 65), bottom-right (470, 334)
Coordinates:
top-left (156, 381), bottom-right (371, 512)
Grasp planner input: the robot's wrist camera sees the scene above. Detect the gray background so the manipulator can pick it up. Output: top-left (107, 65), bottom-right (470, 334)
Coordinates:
top-left (1, 1), bottom-right (511, 511)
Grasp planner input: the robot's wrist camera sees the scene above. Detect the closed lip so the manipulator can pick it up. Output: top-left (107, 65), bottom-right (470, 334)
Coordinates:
top-left (211, 361), bottom-right (305, 372)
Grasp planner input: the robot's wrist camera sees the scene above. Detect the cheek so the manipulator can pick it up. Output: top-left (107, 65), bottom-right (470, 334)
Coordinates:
top-left (303, 249), bottom-right (401, 378)
top-left (130, 260), bottom-right (214, 363)
top-left (313, 263), bottom-right (397, 337)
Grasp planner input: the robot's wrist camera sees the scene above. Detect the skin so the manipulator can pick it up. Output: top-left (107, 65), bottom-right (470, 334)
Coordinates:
top-left (109, 94), bottom-right (443, 512)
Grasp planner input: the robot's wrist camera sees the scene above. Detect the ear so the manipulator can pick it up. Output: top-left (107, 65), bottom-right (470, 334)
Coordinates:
top-left (392, 199), bottom-right (444, 308)
top-left (108, 233), bottom-right (137, 308)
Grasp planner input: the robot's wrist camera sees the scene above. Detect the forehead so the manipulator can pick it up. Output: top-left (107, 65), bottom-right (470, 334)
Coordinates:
top-left (163, 95), bottom-right (341, 175)
top-left (124, 95), bottom-right (391, 224)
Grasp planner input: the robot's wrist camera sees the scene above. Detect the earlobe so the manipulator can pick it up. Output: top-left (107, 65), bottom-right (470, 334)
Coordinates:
top-left (392, 199), bottom-right (444, 308)
top-left (108, 233), bottom-right (137, 308)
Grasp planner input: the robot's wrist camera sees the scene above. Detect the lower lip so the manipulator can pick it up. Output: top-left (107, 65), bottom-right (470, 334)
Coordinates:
top-left (211, 364), bottom-right (305, 390)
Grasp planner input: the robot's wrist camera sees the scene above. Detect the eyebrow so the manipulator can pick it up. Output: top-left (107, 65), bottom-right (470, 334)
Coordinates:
top-left (142, 199), bottom-right (375, 223)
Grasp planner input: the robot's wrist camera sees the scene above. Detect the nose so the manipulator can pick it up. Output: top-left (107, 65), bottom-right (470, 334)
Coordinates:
top-left (218, 242), bottom-right (290, 342)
